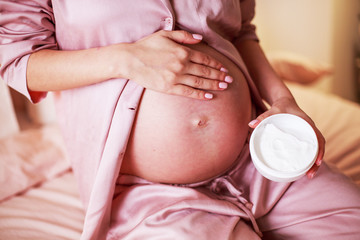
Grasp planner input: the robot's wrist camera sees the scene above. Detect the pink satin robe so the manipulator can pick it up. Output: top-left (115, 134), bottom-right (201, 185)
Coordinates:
top-left (1, 1), bottom-right (360, 239)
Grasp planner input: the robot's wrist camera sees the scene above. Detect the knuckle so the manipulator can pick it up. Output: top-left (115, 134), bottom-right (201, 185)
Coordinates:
top-left (202, 54), bottom-right (211, 65)
top-left (182, 87), bottom-right (194, 96)
top-left (195, 90), bottom-right (204, 99)
top-left (172, 61), bottom-right (186, 72)
top-left (193, 77), bottom-right (204, 88)
top-left (201, 66), bottom-right (211, 76)
top-left (177, 30), bottom-right (191, 40)
top-left (166, 71), bottom-right (177, 84)
top-left (177, 30), bottom-right (187, 37)
top-left (175, 47), bottom-right (190, 60)
top-left (157, 76), bottom-right (168, 90)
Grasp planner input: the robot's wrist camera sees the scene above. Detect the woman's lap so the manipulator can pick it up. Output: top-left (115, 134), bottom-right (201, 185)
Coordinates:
top-left (109, 155), bottom-right (360, 239)
top-left (256, 163), bottom-right (360, 240)
top-left (109, 181), bottom-right (261, 239)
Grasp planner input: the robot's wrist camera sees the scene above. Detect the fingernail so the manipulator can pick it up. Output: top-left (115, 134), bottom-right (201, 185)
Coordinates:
top-left (219, 82), bottom-right (228, 89)
top-left (225, 76), bottom-right (233, 83)
top-left (308, 171), bottom-right (316, 179)
top-left (192, 34), bottom-right (203, 40)
top-left (248, 119), bottom-right (260, 128)
top-left (220, 67), bottom-right (228, 73)
top-left (204, 93), bottom-right (213, 99)
top-left (316, 158), bottom-right (323, 166)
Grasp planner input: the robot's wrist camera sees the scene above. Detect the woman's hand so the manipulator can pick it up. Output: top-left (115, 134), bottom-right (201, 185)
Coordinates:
top-left (120, 30), bottom-right (232, 100)
top-left (248, 97), bottom-right (325, 179)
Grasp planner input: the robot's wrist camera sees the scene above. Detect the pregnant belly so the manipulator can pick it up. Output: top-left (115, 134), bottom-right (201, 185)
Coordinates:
top-left (120, 43), bottom-right (252, 184)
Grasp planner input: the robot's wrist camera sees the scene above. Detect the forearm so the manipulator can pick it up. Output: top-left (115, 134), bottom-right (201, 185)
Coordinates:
top-left (26, 30), bottom-right (229, 100)
top-left (26, 44), bottom-right (128, 92)
top-left (235, 40), bottom-right (294, 105)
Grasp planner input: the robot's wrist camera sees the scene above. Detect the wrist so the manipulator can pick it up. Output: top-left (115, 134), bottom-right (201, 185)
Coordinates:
top-left (270, 86), bottom-right (294, 104)
top-left (259, 75), bottom-right (294, 105)
top-left (106, 43), bottom-right (133, 80)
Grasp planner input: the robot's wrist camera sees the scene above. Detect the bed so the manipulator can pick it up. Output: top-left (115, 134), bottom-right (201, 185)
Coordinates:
top-left (0, 56), bottom-right (360, 239)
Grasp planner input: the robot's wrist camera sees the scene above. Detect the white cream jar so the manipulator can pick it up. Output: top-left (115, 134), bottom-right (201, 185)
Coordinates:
top-left (249, 114), bottom-right (318, 182)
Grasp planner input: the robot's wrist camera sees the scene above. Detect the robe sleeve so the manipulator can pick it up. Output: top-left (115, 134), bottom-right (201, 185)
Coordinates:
top-left (233, 0), bottom-right (259, 44)
top-left (0, 0), bottom-right (57, 103)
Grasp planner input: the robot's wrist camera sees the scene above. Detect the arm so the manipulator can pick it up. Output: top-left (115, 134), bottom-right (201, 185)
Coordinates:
top-left (235, 40), bottom-right (293, 105)
top-left (1, 2), bottom-right (230, 102)
top-left (27, 45), bottom-right (119, 92)
top-left (235, 40), bottom-right (325, 178)
top-left (27, 30), bottom-right (230, 100)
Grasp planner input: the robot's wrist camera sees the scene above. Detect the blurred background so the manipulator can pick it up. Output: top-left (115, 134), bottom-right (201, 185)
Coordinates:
top-left (254, 0), bottom-right (360, 103)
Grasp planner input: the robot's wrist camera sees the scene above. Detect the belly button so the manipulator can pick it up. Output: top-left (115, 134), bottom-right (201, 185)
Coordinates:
top-left (193, 117), bottom-right (209, 128)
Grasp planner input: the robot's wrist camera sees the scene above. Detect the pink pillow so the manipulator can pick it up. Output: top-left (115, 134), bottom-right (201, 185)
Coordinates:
top-left (268, 52), bottom-right (332, 84)
top-left (0, 125), bottom-right (70, 202)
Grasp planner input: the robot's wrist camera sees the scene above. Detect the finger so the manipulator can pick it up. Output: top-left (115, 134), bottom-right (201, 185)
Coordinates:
top-left (257, 108), bottom-right (280, 121)
top-left (248, 119), bottom-right (260, 128)
top-left (186, 62), bottom-right (229, 81)
top-left (190, 50), bottom-right (223, 70)
top-left (248, 110), bottom-right (271, 128)
top-left (170, 84), bottom-right (214, 100)
top-left (162, 30), bottom-right (203, 45)
top-left (248, 110), bottom-right (274, 128)
top-left (307, 163), bottom-right (320, 179)
top-left (314, 128), bottom-right (325, 166)
top-left (180, 75), bottom-right (228, 91)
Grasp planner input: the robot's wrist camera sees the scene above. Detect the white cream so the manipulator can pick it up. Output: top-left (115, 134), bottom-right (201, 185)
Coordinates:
top-left (257, 123), bottom-right (317, 172)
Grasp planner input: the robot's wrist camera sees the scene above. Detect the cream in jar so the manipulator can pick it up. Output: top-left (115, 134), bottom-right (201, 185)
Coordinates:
top-left (249, 114), bottom-right (318, 182)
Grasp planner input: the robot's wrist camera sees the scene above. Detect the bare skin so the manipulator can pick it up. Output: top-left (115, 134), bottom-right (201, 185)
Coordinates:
top-left (121, 42), bottom-right (252, 183)
top-left (27, 30), bottom-right (324, 180)
top-left (236, 40), bottom-right (325, 178)
top-left (27, 30), bottom-right (230, 100)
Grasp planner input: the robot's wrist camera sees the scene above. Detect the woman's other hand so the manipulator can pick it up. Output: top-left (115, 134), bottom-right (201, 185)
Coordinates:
top-left (248, 97), bottom-right (325, 179)
top-left (118, 30), bottom-right (232, 100)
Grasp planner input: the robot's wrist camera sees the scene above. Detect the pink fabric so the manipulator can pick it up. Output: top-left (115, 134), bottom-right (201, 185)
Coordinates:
top-left (110, 142), bottom-right (360, 240)
top-left (0, 171), bottom-right (84, 240)
top-left (110, 140), bottom-right (264, 239)
top-left (0, 1), bottom-right (265, 238)
top-left (2, 1), bottom-right (360, 239)
top-left (0, 125), bottom-right (70, 202)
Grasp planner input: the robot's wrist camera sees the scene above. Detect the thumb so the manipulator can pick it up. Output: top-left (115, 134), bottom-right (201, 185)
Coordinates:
top-left (164, 30), bottom-right (203, 44)
top-left (248, 110), bottom-right (273, 129)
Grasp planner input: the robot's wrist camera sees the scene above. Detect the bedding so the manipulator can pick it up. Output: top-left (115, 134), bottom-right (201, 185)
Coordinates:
top-left (0, 81), bottom-right (19, 139)
top-left (0, 125), bottom-right (70, 202)
top-left (267, 52), bottom-right (332, 85)
top-left (0, 171), bottom-right (84, 240)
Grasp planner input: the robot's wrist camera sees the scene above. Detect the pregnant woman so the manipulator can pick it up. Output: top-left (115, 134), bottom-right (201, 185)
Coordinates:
top-left (1, 0), bottom-right (360, 239)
